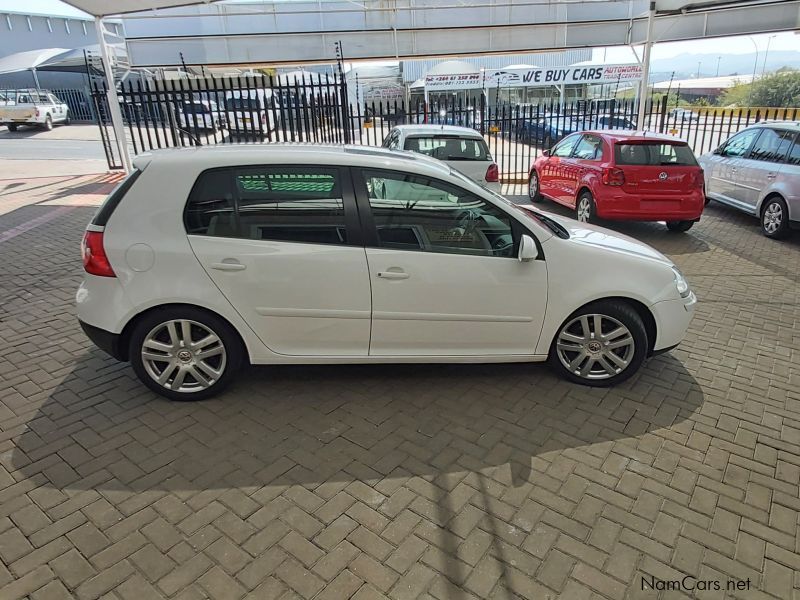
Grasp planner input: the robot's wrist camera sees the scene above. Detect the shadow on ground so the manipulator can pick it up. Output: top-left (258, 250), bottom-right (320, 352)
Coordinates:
top-left (12, 348), bottom-right (703, 495)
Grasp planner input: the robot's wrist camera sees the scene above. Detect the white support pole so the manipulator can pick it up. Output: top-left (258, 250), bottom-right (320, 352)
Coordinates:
top-left (636, 2), bottom-right (656, 131)
top-left (95, 16), bottom-right (132, 173)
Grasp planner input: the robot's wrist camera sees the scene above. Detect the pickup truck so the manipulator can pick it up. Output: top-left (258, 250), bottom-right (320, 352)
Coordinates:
top-left (0, 89), bottom-right (71, 131)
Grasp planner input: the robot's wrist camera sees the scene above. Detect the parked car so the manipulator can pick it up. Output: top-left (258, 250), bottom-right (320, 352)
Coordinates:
top-left (591, 114), bottom-right (636, 130)
top-left (668, 108), bottom-right (700, 122)
top-left (699, 122), bottom-right (800, 238)
top-left (77, 144), bottom-right (696, 399)
top-left (528, 131), bottom-right (705, 231)
top-left (224, 89), bottom-right (276, 138)
top-left (516, 115), bottom-right (585, 147)
top-left (382, 125), bottom-right (499, 191)
top-left (0, 89), bottom-right (70, 131)
top-left (177, 100), bottom-right (226, 131)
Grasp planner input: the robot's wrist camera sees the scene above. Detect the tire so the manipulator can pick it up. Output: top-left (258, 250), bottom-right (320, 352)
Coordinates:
top-left (129, 306), bottom-right (244, 401)
top-left (43, 115), bottom-right (53, 131)
top-left (549, 299), bottom-right (648, 387)
top-left (575, 191), bottom-right (595, 224)
top-left (666, 220), bottom-right (694, 232)
top-left (761, 196), bottom-right (790, 239)
top-left (7, 124), bottom-right (17, 132)
top-left (528, 170), bottom-right (543, 203)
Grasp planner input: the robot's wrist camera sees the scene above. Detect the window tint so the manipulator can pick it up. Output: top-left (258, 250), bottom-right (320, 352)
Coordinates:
top-left (614, 143), bottom-right (697, 166)
top-left (786, 135), bottom-right (800, 166)
top-left (748, 128), bottom-right (794, 163)
top-left (720, 129), bottom-right (760, 158)
top-left (362, 169), bottom-right (515, 257)
top-left (572, 135), bottom-right (603, 160)
top-left (552, 135), bottom-right (579, 157)
top-left (403, 136), bottom-right (490, 161)
top-left (185, 167), bottom-right (348, 245)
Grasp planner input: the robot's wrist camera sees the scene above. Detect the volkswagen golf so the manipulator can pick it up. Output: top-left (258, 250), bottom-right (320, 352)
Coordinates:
top-left (78, 144), bottom-right (696, 400)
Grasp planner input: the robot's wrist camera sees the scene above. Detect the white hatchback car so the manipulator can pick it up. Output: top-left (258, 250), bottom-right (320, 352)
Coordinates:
top-left (382, 125), bottom-right (501, 192)
top-left (78, 144), bottom-right (696, 400)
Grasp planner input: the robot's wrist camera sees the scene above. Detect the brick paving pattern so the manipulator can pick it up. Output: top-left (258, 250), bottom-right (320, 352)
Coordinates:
top-left (1, 175), bottom-right (799, 599)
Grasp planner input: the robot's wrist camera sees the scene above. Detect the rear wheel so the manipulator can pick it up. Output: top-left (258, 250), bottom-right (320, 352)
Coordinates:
top-left (528, 171), bottom-right (542, 203)
top-left (64, 111), bottom-right (71, 125)
top-left (7, 124), bottom-right (18, 132)
top-left (576, 191), bottom-right (595, 224)
top-left (666, 220), bottom-right (694, 232)
top-left (43, 115), bottom-right (53, 131)
top-left (129, 307), bottom-right (244, 401)
top-left (549, 300), bottom-right (648, 387)
top-left (761, 196), bottom-right (790, 239)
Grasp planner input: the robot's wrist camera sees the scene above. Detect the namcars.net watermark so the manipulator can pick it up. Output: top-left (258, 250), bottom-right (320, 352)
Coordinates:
top-left (642, 575), bottom-right (752, 593)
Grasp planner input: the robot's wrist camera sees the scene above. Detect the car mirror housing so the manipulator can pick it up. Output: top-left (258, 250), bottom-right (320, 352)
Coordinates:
top-left (518, 234), bottom-right (538, 262)
top-left (542, 149), bottom-right (550, 157)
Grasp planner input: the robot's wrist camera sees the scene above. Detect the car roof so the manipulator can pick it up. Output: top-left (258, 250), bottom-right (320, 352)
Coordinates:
top-left (581, 130), bottom-right (690, 143)
top-left (392, 124), bottom-right (484, 139)
top-left (132, 143), bottom-right (453, 178)
top-left (747, 120), bottom-right (800, 132)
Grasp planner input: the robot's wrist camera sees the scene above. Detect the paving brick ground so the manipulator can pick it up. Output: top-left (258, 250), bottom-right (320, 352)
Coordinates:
top-left (1, 174), bottom-right (799, 599)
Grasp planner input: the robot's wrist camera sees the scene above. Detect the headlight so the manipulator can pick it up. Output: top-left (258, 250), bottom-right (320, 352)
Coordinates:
top-left (672, 267), bottom-right (690, 298)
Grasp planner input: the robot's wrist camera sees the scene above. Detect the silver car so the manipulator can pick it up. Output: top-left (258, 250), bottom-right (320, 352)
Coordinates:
top-left (699, 122), bottom-right (800, 239)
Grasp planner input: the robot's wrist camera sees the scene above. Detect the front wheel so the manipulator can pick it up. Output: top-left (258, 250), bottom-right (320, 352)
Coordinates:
top-left (761, 196), bottom-right (790, 239)
top-left (129, 307), bottom-right (244, 401)
top-left (666, 220), bottom-right (694, 232)
top-left (63, 111), bottom-right (71, 126)
top-left (549, 300), bottom-right (648, 387)
top-left (528, 171), bottom-right (543, 203)
top-left (575, 192), bottom-right (595, 224)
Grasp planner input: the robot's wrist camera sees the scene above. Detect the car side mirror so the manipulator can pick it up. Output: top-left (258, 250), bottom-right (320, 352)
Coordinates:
top-left (542, 149), bottom-right (550, 157)
top-left (713, 147), bottom-right (723, 156)
top-left (518, 234), bottom-right (538, 262)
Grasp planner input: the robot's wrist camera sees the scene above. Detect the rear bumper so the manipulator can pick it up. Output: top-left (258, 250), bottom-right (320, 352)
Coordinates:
top-left (79, 320), bottom-right (125, 361)
top-left (596, 191), bottom-right (705, 222)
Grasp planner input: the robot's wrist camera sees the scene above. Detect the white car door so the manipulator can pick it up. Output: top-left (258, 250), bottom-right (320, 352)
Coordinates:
top-left (355, 168), bottom-right (548, 356)
top-left (187, 166), bottom-right (371, 356)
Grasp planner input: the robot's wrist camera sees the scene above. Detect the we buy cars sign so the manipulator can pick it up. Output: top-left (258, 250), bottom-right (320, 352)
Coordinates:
top-left (424, 64), bottom-right (643, 91)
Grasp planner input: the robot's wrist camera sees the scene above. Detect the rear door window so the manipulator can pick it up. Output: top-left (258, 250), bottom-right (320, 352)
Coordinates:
top-left (748, 128), bottom-right (794, 163)
top-left (404, 136), bottom-right (490, 161)
top-left (185, 167), bottom-right (351, 245)
top-left (614, 143), bottom-right (697, 166)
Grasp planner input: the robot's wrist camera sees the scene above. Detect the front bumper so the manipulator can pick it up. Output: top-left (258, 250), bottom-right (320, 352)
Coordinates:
top-left (79, 320), bottom-right (125, 361)
top-left (650, 290), bottom-right (697, 352)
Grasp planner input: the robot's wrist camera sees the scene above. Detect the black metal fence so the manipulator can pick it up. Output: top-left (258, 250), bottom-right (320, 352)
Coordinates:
top-left (91, 76), bottom-right (800, 179)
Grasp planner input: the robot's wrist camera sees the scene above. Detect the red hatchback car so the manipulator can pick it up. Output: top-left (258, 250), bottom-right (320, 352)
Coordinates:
top-left (528, 130), bottom-right (705, 231)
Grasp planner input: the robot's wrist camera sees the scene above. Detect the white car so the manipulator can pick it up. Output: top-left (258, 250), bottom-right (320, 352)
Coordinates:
top-left (177, 100), bottom-right (225, 131)
top-left (383, 125), bottom-right (500, 192)
top-left (77, 144), bottom-right (696, 400)
top-left (0, 89), bottom-right (70, 131)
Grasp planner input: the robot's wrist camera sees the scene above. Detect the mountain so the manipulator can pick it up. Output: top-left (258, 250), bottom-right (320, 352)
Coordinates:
top-left (650, 51), bottom-right (800, 80)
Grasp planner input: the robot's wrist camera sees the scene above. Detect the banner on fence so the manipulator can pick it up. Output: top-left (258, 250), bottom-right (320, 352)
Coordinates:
top-left (424, 64), bottom-right (643, 91)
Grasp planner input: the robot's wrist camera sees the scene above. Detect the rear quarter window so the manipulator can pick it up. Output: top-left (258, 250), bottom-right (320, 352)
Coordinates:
top-left (91, 169), bottom-right (142, 226)
top-left (614, 143), bottom-right (697, 166)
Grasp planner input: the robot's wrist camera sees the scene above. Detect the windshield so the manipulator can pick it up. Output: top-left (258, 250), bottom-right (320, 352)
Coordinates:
top-left (227, 97), bottom-right (262, 111)
top-left (615, 143), bottom-right (698, 166)
top-left (404, 136), bottom-right (490, 161)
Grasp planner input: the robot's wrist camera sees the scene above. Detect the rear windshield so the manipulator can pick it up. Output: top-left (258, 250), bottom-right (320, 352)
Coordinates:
top-left (91, 169), bottom-right (142, 226)
top-left (404, 136), bottom-right (490, 161)
top-left (614, 143), bottom-right (697, 166)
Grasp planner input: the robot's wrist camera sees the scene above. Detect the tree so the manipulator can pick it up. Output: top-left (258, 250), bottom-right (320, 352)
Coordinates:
top-left (720, 71), bottom-right (800, 107)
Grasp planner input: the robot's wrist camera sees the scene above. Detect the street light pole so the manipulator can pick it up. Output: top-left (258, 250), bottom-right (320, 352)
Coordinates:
top-left (762, 35), bottom-right (776, 76)
top-left (716, 56), bottom-right (721, 77)
top-left (697, 61), bottom-right (701, 79)
top-left (747, 37), bottom-right (759, 106)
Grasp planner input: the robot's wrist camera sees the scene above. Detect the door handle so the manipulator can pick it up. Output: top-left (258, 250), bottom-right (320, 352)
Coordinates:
top-left (211, 261), bottom-right (246, 271)
top-left (766, 173), bottom-right (776, 179)
top-left (377, 270), bottom-right (409, 280)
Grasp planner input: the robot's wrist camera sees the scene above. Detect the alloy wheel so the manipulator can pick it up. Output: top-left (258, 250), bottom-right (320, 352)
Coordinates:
top-left (763, 202), bottom-right (783, 235)
top-left (529, 173), bottom-right (538, 198)
top-left (577, 197), bottom-right (592, 223)
top-left (141, 319), bottom-right (227, 393)
top-left (556, 314), bottom-right (635, 380)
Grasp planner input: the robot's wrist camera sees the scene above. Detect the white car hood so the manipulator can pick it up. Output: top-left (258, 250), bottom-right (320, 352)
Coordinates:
top-left (524, 208), bottom-right (674, 266)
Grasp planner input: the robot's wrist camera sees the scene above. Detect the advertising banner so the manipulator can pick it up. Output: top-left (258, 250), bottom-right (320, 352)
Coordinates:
top-left (424, 64), bottom-right (643, 91)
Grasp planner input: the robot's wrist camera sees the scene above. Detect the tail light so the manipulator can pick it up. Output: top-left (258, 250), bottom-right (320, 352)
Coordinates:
top-left (691, 169), bottom-right (705, 189)
top-left (81, 231), bottom-right (116, 277)
top-left (485, 163), bottom-right (499, 183)
top-left (602, 167), bottom-right (625, 186)
top-left (35, 109), bottom-right (40, 117)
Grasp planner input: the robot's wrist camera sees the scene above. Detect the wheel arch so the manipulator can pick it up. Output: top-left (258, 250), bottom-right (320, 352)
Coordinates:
top-left (118, 302), bottom-right (249, 363)
top-left (757, 191), bottom-right (786, 217)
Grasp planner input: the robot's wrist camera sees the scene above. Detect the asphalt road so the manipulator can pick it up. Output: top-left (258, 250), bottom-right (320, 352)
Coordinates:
top-left (0, 134), bottom-right (106, 161)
